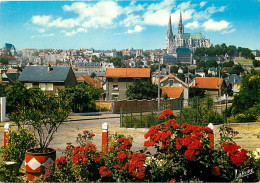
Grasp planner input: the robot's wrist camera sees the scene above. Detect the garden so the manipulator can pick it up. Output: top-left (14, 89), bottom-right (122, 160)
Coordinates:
top-left (0, 108), bottom-right (260, 182)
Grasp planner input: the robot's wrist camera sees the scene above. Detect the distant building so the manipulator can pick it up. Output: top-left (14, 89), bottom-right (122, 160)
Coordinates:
top-left (195, 69), bottom-right (205, 77)
top-left (18, 65), bottom-right (77, 92)
top-left (208, 68), bottom-right (218, 76)
top-left (105, 68), bottom-right (151, 100)
top-left (163, 54), bottom-right (176, 65)
top-left (224, 74), bottom-right (242, 93)
top-left (166, 12), bottom-right (210, 54)
top-left (176, 48), bottom-right (193, 64)
top-left (1, 43), bottom-right (17, 57)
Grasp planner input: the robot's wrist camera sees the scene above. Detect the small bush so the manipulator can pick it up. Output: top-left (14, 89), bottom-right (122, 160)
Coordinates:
top-left (3, 129), bottom-right (37, 168)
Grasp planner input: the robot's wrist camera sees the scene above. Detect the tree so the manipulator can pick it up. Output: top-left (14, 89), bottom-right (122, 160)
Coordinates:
top-left (170, 65), bottom-right (178, 74)
top-left (150, 64), bottom-right (159, 74)
top-left (229, 70), bottom-right (260, 115)
top-left (227, 45), bottom-right (236, 57)
top-left (90, 72), bottom-right (96, 78)
top-left (229, 64), bottom-right (244, 75)
top-left (117, 51), bottom-right (122, 57)
top-left (253, 60), bottom-right (260, 67)
top-left (126, 80), bottom-right (158, 100)
top-left (0, 57), bottom-right (8, 65)
top-left (58, 83), bottom-right (101, 113)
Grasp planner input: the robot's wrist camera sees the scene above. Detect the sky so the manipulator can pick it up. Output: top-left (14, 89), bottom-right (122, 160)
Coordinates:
top-left (0, 0), bottom-right (259, 50)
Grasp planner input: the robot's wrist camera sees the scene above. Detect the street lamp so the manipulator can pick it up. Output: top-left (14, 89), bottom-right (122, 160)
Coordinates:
top-left (158, 55), bottom-right (161, 111)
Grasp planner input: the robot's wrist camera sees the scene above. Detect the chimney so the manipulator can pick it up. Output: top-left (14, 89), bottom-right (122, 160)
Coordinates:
top-left (48, 64), bottom-right (51, 71)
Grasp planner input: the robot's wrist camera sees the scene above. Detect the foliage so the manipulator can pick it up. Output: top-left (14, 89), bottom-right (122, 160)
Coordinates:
top-left (121, 112), bottom-right (161, 128)
top-left (197, 60), bottom-right (218, 69)
top-left (0, 57), bottom-right (8, 65)
top-left (40, 110), bottom-right (259, 182)
top-left (8, 90), bottom-right (71, 153)
top-left (176, 97), bottom-right (224, 126)
top-left (58, 83), bottom-right (101, 113)
top-left (253, 59), bottom-right (260, 67)
top-left (126, 80), bottom-right (158, 100)
top-left (189, 87), bottom-right (205, 98)
top-left (170, 65), bottom-right (178, 74)
top-left (229, 71), bottom-right (260, 116)
top-left (229, 64), bottom-right (244, 75)
top-left (0, 152), bottom-right (21, 182)
top-left (90, 72), bottom-right (96, 78)
top-left (109, 57), bottom-right (126, 68)
top-left (220, 60), bottom-right (234, 67)
top-left (2, 129), bottom-right (37, 168)
top-left (150, 64), bottom-right (159, 74)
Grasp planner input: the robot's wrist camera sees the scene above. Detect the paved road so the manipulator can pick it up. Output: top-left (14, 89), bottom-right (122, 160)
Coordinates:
top-left (48, 117), bottom-right (150, 158)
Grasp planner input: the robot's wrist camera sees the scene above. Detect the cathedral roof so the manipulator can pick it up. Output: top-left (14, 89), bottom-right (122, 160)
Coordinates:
top-left (181, 33), bottom-right (204, 39)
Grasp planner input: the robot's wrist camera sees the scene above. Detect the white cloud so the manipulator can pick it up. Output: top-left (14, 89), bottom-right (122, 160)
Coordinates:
top-left (193, 5), bottom-right (226, 20)
top-left (222, 28), bottom-right (236, 34)
top-left (77, 27), bottom-right (87, 33)
top-left (120, 14), bottom-right (141, 27)
top-left (200, 1), bottom-right (207, 8)
top-left (31, 33), bottom-right (55, 39)
top-left (202, 19), bottom-right (230, 31)
top-left (37, 28), bottom-right (45, 33)
top-left (32, 15), bottom-right (51, 26)
top-left (177, 1), bottom-right (191, 10)
top-left (186, 21), bottom-right (199, 29)
top-left (127, 25), bottom-right (144, 34)
top-left (65, 30), bottom-right (76, 37)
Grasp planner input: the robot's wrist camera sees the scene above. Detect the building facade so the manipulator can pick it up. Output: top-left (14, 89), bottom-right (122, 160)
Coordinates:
top-left (166, 12), bottom-right (211, 54)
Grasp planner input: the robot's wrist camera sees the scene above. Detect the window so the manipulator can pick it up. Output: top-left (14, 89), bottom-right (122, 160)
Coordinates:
top-left (112, 93), bottom-right (119, 100)
top-left (169, 79), bottom-right (174, 86)
top-left (24, 83), bottom-right (33, 89)
top-left (113, 84), bottom-right (119, 90)
top-left (39, 83), bottom-right (53, 91)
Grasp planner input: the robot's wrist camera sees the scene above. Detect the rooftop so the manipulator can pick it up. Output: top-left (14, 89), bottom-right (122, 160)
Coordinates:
top-left (105, 68), bottom-right (150, 78)
top-left (161, 86), bottom-right (184, 98)
top-left (194, 77), bottom-right (223, 90)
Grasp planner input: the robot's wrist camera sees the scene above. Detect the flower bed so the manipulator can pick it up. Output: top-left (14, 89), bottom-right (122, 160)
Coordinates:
top-left (41, 109), bottom-right (259, 182)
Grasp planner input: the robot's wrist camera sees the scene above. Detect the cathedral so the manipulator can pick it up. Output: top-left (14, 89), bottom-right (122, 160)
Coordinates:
top-left (166, 12), bottom-right (211, 54)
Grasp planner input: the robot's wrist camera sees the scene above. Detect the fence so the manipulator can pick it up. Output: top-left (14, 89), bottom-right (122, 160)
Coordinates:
top-left (120, 97), bottom-right (228, 128)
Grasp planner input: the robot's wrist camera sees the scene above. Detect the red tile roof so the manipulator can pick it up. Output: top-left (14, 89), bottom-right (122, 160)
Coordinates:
top-left (77, 75), bottom-right (102, 89)
top-left (194, 77), bottom-right (223, 89)
top-left (160, 73), bottom-right (188, 87)
top-left (7, 69), bottom-right (18, 73)
top-left (161, 87), bottom-right (184, 98)
top-left (105, 68), bottom-right (150, 78)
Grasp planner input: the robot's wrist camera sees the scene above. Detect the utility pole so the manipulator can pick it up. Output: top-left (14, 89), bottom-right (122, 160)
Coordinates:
top-left (158, 55), bottom-right (161, 111)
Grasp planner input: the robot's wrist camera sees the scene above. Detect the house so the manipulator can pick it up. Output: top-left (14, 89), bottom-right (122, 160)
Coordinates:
top-left (105, 68), bottom-right (151, 100)
top-left (77, 75), bottom-right (102, 89)
top-left (161, 86), bottom-right (184, 100)
top-left (208, 68), bottom-right (218, 76)
top-left (195, 69), bottom-right (205, 77)
top-left (18, 65), bottom-right (77, 92)
top-left (224, 74), bottom-right (242, 93)
top-left (190, 77), bottom-right (224, 98)
top-left (160, 73), bottom-right (189, 105)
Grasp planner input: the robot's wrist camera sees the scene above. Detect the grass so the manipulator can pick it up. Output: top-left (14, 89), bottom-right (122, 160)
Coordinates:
top-left (235, 59), bottom-right (253, 64)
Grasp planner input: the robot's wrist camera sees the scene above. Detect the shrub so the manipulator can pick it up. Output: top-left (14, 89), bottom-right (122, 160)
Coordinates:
top-left (2, 129), bottom-right (37, 168)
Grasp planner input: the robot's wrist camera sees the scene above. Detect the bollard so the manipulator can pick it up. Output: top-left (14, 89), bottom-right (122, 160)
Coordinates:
top-left (102, 123), bottom-right (109, 153)
top-left (4, 123), bottom-right (11, 147)
top-left (207, 123), bottom-right (214, 147)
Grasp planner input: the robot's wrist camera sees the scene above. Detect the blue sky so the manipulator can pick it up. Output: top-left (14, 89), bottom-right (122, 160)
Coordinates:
top-left (0, 0), bottom-right (259, 50)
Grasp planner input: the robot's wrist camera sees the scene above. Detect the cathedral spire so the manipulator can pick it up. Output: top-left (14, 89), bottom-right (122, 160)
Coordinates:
top-left (177, 11), bottom-right (184, 34)
top-left (167, 13), bottom-right (173, 38)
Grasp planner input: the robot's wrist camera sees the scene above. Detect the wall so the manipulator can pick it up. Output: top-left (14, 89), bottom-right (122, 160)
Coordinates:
top-left (95, 101), bottom-right (112, 111)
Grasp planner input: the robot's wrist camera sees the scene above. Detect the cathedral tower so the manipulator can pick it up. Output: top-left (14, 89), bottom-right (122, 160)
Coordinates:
top-left (166, 13), bottom-right (174, 53)
top-left (177, 11), bottom-right (184, 34)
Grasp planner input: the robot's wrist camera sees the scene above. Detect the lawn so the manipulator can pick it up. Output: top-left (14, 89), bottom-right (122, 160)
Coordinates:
top-left (235, 59), bottom-right (253, 64)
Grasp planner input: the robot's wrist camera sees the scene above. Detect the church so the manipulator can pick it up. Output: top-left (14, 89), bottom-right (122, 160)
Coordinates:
top-left (165, 12), bottom-right (211, 64)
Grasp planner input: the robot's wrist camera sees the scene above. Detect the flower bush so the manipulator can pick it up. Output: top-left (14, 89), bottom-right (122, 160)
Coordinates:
top-left (42, 109), bottom-right (259, 182)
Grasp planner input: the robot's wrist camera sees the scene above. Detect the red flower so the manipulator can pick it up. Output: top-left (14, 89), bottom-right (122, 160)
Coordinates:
top-left (117, 138), bottom-right (132, 151)
top-left (85, 144), bottom-right (96, 152)
top-left (99, 166), bottom-right (112, 177)
top-left (90, 133), bottom-right (95, 137)
top-left (117, 151), bottom-right (127, 161)
top-left (109, 146), bottom-right (115, 152)
top-left (83, 130), bottom-right (89, 134)
top-left (55, 156), bottom-right (67, 168)
top-left (93, 155), bottom-right (101, 162)
top-left (212, 166), bottom-right (220, 176)
top-left (158, 114), bottom-right (166, 120)
top-left (162, 109), bottom-right (177, 118)
top-left (188, 140), bottom-right (202, 150)
top-left (170, 179), bottom-right (176, 182)
top-left (176, 138), bottom-right (183, 150)
top-left (185, 149), bottom-right (196, 161)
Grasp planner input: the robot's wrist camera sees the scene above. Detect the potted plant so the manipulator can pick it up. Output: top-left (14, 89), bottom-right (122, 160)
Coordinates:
top-left (8, 89), bottom-right (71, 180)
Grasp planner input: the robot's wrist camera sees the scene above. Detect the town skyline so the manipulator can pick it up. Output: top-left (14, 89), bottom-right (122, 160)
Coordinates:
top-left (0, 0), bottom-right (260, 50)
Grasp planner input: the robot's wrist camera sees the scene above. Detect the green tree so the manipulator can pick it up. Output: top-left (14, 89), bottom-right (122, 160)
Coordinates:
top-left (227, 45), bottom-right (236, 57)
top-left (126, 80), bottom-right (158, 100)
top-left (229, 64), bottom-right (244, 75)
top-left (230, 70), bottom-right (260, 115)
top-left (0, 57), bottom-right (8, 65)
top-left (253, 60), bottom-right (260, 67)
top-left (90, 72), bottom-right (96, 78)
top-left (170, 65), bottom-right (178, 74)
top-left (117, 51), bottom-right (122, 57)
top-left (58, 83), bottom-right (101, 113)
